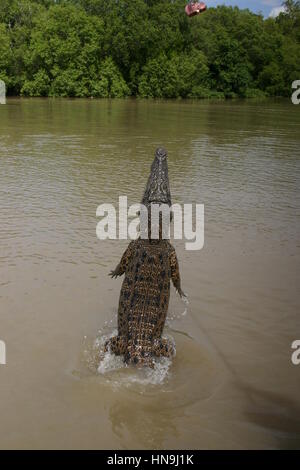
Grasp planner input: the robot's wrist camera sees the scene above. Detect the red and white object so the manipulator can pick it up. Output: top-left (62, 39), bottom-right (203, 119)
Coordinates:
top-left (185, 2), bottom-right (207, 17)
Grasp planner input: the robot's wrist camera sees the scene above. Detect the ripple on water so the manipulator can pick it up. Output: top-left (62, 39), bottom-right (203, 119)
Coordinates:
top-left (77, 321), bottom-right (222, 409)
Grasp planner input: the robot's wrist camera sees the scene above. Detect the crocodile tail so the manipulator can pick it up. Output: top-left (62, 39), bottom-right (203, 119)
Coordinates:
top-left (124, 349), bottom-right (155, 369)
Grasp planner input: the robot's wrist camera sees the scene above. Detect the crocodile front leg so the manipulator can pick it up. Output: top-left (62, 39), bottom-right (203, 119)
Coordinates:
top-left (109, 240), bottom-right (135, 278)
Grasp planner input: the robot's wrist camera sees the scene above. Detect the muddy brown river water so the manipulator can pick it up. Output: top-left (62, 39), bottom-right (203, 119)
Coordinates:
top-left (0, 98), bottom-right (300, 449)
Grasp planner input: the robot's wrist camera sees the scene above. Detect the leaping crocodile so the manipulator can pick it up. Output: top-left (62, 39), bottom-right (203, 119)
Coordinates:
top-left (104, 148), bottom-right (185, 368)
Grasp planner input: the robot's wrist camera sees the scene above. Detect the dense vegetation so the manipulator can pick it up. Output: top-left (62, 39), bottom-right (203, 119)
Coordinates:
top-left (0, 0), bottom-right (299, 98)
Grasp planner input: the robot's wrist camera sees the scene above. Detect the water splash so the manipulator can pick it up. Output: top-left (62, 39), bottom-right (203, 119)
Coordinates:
top-left (81, 295), bottom-right (186, 387)
top-left (167, 294), bottom-right (189, 322)
top-left (81, 328), bottom-right (176, 386)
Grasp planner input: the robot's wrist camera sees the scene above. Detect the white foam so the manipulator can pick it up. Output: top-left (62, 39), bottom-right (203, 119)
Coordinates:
top-left (97, 349), bottom-right (126, 374)
top-left (82, 297), bottom-right (185, 387)
top-left (167, 294), bottom-right (189, 322)
top-left (93, 331), bottom-right (176, 386)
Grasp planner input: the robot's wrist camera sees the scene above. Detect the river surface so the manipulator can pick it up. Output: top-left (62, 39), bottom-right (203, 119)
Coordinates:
top-left (0, 98), bottom-right (300, 449)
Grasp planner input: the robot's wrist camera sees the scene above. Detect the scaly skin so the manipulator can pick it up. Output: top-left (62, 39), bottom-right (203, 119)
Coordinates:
top-left (105, 238), bottom-right (183, 367)
top-left (104, 147), bottom-right (185, 368)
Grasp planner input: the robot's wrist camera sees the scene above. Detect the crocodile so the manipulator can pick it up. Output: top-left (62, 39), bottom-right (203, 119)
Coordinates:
top-left (104, 148), bottom-right (185, 368)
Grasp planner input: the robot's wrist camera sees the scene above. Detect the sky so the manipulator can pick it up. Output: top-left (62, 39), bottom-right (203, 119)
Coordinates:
top-left (206, 0), bottom-right (286, 18)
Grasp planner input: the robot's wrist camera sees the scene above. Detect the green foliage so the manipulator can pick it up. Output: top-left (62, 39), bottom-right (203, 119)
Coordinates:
top-left (21, 69), bottom-right (50, 96)
top-left (138, 50), bottom-right (210, 98)
top-left (0, 0), bottom-right (299, 98)
top-left (277, 1), bottom-right (300, 41)
top-left (91, 57), bottom-right (130, 98)
top-left (0, 23), bottom-right (12, 85)
top-left (243, 88), bottom-right (266, 98)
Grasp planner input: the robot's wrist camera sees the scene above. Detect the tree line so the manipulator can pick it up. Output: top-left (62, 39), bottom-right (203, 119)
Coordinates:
top-left (0, 0), bottom-right (299, 99)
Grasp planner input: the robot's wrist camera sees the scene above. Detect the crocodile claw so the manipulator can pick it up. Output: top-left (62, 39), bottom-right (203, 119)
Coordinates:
top-left (176, 288), bottom-right (186, 299)
top-left (109, 270), bottom-right (118, 278)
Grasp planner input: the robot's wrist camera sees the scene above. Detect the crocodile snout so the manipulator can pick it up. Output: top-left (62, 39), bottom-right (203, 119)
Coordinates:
top-left (155, 147), bottom-right (167, 161)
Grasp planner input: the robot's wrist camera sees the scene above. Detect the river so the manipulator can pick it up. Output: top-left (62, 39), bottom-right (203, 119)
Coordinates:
top-left (0, 97), bottom-right (299, 449)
